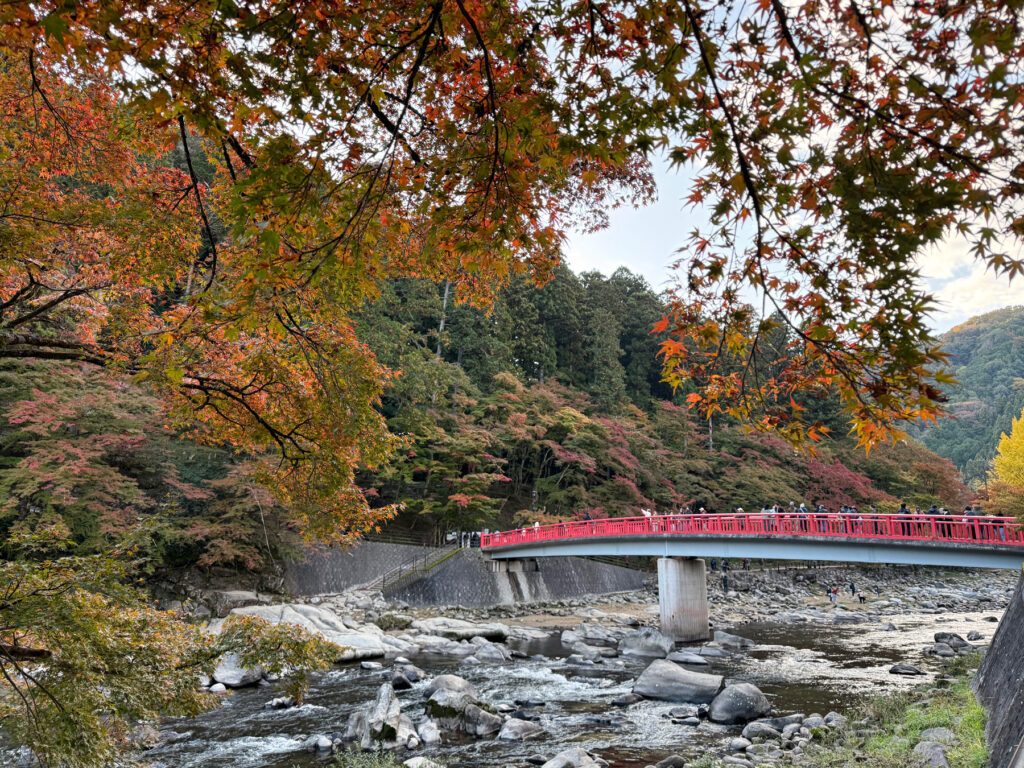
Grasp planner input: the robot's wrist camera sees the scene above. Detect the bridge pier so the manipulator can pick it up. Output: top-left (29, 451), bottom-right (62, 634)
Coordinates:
top-left (658, 557), bottom-right (710, 642)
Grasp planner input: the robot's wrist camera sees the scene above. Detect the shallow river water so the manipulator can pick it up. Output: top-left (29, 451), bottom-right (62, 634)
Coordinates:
top-left (140, 609), bottom-right (1003, 768)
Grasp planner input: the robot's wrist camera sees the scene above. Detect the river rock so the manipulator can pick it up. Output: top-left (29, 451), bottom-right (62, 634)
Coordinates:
top-left (612, 693), bottom-right (643, 707)
top-left (404, 758), bottom-right (445, 768)
top-left (666, 651), bottom-right (709, 666)
top-left (416, 719), bottom-right (441, 745)
top-left (655, 756), bottom-right (687, 768)
top-left (425, 674), bottom-right (479, 699)
top-left (926, 643), bottom-right (956, 658)
top-left (411, 617), bottom-right (508, 641)
top-left (211, 653), bottom-right (263, 688)
top-left (541, 747), bottom-right (601, 768)
top-left (745, 743), bottom-right (784, 760)
top-left (934, 632), bottom-right (970, 650)
top-left (463, 703), bottom-right (503, 737)
top-left (802, 715), bottom-right (826, 729)
top-left (730, 737), bottom-right (752, 751)
top-left (709, 683), bottom-right (772, 724)
top-left (499, 718), bottom-right (546, 741)
top-left (633, 659), bottom-right (723, 703)
top-left (426, 688), bottom-right (477, 719)
top-left (222, 604), bottom-right (387, 661)
top-left (966, 631), bottom-right (984, 641)
top-left (392, 672), bottom-right (413, 690)
top-left (742, 721), bottom-right (781, 741)
top-left (713, 630), bottom-right (755, 650)
top-left (920, 727), bottom-right (956, 745)
top-left (368, 683), bottom-right (402, 741)
top-left (913, 741), bottom-right (950, 768)
top-left (394, 714), bottom-right (419, 749)
top-left (618, 627), bottom-right (674, 658)
top-left (890, 663), bottom-right (926, 675)
top-left (473, 639), bottom-right (512, 663)
top-left (208, 682), bottom-right (227, 693)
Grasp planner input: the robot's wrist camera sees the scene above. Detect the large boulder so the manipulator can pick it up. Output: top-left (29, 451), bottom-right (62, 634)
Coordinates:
top-left (709, 683), bottom-right (772, 724)
top-left (632, 659), bottom-right (723, 703)
top-left (368, 683), bottom-right (402, 741)
top-left (211, 653), bottom-right (262, 688)
top-left (618, 627), bottom-right (674, 658)
top-left (220, 604), bottom-right (387, 660)
top-left (425, 688), bottom-right (478, 719)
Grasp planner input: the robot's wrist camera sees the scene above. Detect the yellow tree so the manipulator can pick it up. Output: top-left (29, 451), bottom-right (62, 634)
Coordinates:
top-left (989, 408), bottom-right (1024, 520)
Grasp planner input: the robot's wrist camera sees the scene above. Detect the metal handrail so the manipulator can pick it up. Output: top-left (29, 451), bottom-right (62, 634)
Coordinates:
top-left (367, 542), bottom-right (462, 595)
top-left (481, 513), bottom-right (1024, 550)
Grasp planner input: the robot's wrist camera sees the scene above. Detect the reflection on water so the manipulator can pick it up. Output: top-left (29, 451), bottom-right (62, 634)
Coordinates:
top-left (39, 611), bottom-right (1004, 768)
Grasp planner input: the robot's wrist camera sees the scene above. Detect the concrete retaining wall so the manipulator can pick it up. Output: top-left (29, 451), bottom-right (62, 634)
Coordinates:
top-left (390, 549), bottom-right (647, 607)
top-left (284, 540), bottom-right (434, 595)
top-left (974, 570), bottom-right (1024, 768)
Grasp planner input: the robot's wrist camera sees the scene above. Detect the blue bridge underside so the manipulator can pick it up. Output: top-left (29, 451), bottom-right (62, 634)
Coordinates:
top-left (485, 534), bottom-right (1024, 570)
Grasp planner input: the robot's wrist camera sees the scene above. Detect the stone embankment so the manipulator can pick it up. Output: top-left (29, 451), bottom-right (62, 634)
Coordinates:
top-left (974, 571), bottom-right (1024, 768)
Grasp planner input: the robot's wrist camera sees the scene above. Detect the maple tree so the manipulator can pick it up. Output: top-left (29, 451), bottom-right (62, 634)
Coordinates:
top-left (988, 407), bottom-right (1024, 520)
top-left (0, 520), bottom-right (338, 768)
top-left (4, 0), bottom-right (1019, 455)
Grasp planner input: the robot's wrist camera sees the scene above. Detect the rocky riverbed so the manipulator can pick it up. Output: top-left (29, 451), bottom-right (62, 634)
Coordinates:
top-left (97, 566), bottom-right (1020, 768)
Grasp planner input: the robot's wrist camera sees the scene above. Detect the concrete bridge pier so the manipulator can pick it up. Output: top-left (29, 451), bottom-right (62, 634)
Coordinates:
top-left (658, 557), bottom-right (710, 642)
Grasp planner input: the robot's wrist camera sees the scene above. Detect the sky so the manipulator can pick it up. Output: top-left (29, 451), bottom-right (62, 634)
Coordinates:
top-left (563, 162), bottom-right (1020, 334)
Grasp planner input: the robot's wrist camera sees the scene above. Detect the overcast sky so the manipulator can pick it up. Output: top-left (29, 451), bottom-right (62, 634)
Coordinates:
top-left (564, 162), bottom-right (1020, 334)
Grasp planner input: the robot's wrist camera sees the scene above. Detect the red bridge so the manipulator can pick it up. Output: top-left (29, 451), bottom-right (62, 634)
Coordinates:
top-left (481, 512), bottom-right (1024, 641)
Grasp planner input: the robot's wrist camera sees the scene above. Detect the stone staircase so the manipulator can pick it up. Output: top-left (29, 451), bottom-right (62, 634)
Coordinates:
top-left (360, 542), bottom-right (463, 597)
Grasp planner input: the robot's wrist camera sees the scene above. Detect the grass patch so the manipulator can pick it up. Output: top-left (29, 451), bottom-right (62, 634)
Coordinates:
top-left (800, 655), bottom-right (988, 768)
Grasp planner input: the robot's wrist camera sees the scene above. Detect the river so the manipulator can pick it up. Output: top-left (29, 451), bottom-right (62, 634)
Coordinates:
top-left (141, 607), bottom-right (1004, 768)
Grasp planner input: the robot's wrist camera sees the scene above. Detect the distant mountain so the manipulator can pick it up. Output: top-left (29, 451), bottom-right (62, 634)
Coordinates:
top-left (917, 306), bottom-right (1024, 485)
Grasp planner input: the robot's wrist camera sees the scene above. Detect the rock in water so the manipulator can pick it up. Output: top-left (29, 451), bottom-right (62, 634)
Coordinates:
top-left (424, 674), bottom-right (478, 699)
top-left (713, 630), bottom-right (755, 650)
top-left (709, 683), bottom-right (772, 724)
top-left (618, 627), bottom-right (674, 658)
top-left (211, 653), bottom-right (263, 688)
top-left (343, 711), bottom-right (372, 750)
top-left (404, 759), bottom-right (446, 768)
top-left (541, 748), bottom-right (601, 768)
top-left (499, 718), bottom-right (546, 740)
top-left (368, 683), bottom-right (402, 741)
top-left (632, 659), bottom-right (723, 703)
top-left (416, 719), bottom-right (441, 745)
top-left (666, 651), bottom-right (709, 666)
top-left (463, 703), bottom-right (503, 737)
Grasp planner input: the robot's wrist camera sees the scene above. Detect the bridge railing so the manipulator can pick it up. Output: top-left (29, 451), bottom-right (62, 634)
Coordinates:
top-left (480, 513), bottom-right (1024, 549)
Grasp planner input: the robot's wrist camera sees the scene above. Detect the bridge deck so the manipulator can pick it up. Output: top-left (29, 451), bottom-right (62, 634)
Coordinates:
top-left (481, 513), bottom-right (1024, 569)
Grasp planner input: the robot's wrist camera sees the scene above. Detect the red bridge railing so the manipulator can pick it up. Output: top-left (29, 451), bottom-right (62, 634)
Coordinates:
top-left (480, 513), bottom-right (1024, 550)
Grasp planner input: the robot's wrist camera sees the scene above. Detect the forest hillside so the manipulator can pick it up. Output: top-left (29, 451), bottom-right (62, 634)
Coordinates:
top-left (915, 306), bottom-right (1024, 487)
top-left (0, 268), bottom-right (972, 577)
